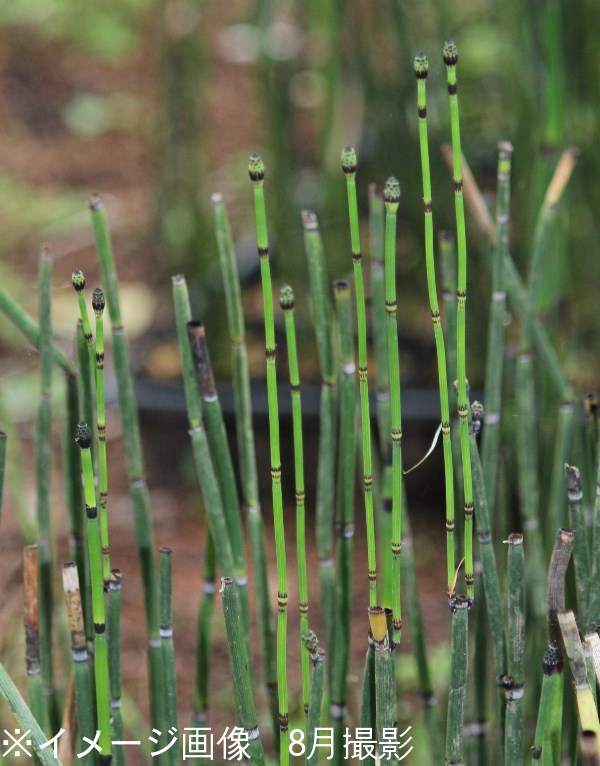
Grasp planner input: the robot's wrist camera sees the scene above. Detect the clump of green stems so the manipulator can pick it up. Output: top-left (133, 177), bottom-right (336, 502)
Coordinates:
top-left (2, 36), bottom-right (600, 766)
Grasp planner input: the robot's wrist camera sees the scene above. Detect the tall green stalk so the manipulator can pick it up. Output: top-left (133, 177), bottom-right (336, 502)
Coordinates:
top-left (194, 531), bottom-right (215, 724)
top-left (221, 577), bottom-right (266, 766)
top-left (368, 606), bottom-right (397, 756)
top-left (505, 534), bottom-right (525, 766)
top-left (186, 320), bottom-right (250, 656)
top-left (0, 430), bottom-right (6, 530)
top-left (303, 631), bottom-right (325, 766)
top-left (415, 54), bottom-right (455, 593)
top-left (342, 146), bottom-right (378, 610)
top-left (280, 285), bottom-right (310, 718)
top-left (302, 210), bottom-right (337, 668)
top-left (89, 195), bottom-right (163, 734)
top-left (331, 279), bottom-right (356, 759)
top-left (248, 154), bottom-right (288, 764)
top-left (92, 287), bottom-right (111, 587)
top-left (481, 142), bottom-right (513, 511)
top-left (369, 185), bottom-right (393, 609)
top-left (565, 464), bottom-right (590, 624)
top-left (446, 597), bottom-right (470, 766)
top-left (36, 244), bottom-right (57, 731)
top-left (76, 422), bottom-right (112, 764)
top-left (72, 269), bottom-right (96, 373)
top-left (62, 562), bottom-right (95, 766)
top-left (531, 643), bottom-right (562, 765)
top-left (382, 176), bottom-right (403, 643)
top-left (212, 193), bottom-right (277, 736)
top-left (107, 570), bottom-right (124, 766)
top-left (444, 41), bottom-right (474, 601)
top-left (159, 548), bottom-right (180, 766)
top-left (23, 545), bottom-right (45, 733)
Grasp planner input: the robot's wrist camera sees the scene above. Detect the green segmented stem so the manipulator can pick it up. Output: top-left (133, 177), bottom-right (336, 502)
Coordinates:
top-left (342, 146), bottom-right (378, 609)
top-left (0, 660), bottom-right (67, 766)
top-left (76, 422), bottom-right (112, 764)
top-left (368, 606), bottom-right (397, 757)
top-left (359, 636), bottom-right (376, 766)
top-left (89, 195), bottom-right (162, 735)
top-left (195, 531), bottom-right (215, 723)
top-left (159, 548), bottom-right (180, 766)
top-left (221, 577), bottom-right (266, 766)
top-left (515, 352), bottom-right (546, 618)
top-left (332, 279), bottom-right (356, 759)
top-left (369, 185), bottom-right (393, 610)
top-left (547, 403), bottom-right (575, 551)
top-left (92, 287), bottom-right (111, 586)
top-left (62, 562), bottom-right (95, 766)
top-left (565, 465), bottom-right (590, 623)
top-left (72, 269), bottom-right (96, 373)
top-left (481, 142), bottom-right (513, 512)
top-left (280, 285), bottom-right (310, 718)
top-left (531, 644), bottom-right (562, 765)
top-left (63, 372), bottom-right (89, 633)
top-left (248, 154), bottom-right (288, 764)
top-left (107, 570), bottom-right (124, 766)
top-left (382, 176), bottom-right (403, 643)
top-left (444, 42), bottom-right (474, 602)
top-left (558, 611), bottom-right (600, 736)
top-left (171, 277), bottom-right (235, 578)
top-left (23, 545), bottom-right (46, 733)
top-left (186, 320), bottom-right (251, 660)
top-left (446, 596), bottom-right (470, 766)
top-left (469, 405), bottom-right (506, 685)
top-left (303, 632), bottom-right (325, 766)
top-left (415, 54), bottom-right (456, 593)
top-left (212, 194), bottom-right (278, 741)
top-left (504, 534), bottom-right (525, 766)
top-left (36, 244), bottom-right (58, 732)
top-left (0, 285), bottom-right (72, 374)
top-left (301, 210), bottom-right (337, 680)
top-left (76, 318), bottom-right (97, 478)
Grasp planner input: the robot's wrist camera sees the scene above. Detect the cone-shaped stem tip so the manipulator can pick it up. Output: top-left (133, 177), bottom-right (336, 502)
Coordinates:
top-left (248, 153), bottom-right (265, 182)
top-left (88, 193), bottom-right (103, 212)
top-left (72, 269), bottom-right (86, 292)
top-left (279, 284), bottom-right (295, 311)
top-left (383, 176), bottom-right (401, 210)
top-left (341, 145), bottom-right (357, 174)
top-left (302, 629), bottom-right (319, 656)
top-left (92, 287), bottom-right (105, 314)
top-left (414, 53), bottom-right (429, 78)
top-left (443, 40), bottom-right (458, 66)
top-left (75, 421), bottom-right (92, 449)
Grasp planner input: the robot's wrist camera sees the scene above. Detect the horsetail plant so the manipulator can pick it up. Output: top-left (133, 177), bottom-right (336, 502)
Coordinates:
top-left (368, 605), bottom-right (397, 758)
top-left (23, 544), bottom-right (45, 734)
top-left (159, 548), bottom-right (180, 766)
top-left (0, 430), bottom-right (6, 530)
top-left (36, 243), bottom-right (58, 732)
top-left (62, 562), bottom-right (95, 766)
top-left (443, 40), bottom-right (474, 602)
top-left (480, 142), bottom-right (513, 512)
top-left (248, 153), bottom-right (289, 764)
top-left (280, 285), bottom-right (310, 718)
top-left (505, 533), bottom-right (525, 766)
top-left (382, 175), bottom-right (403, 644)
top-left (71, 269), bottom-right (96, 373)
top-left (186, 320), bottom-right (250, 653)
top-left (301, 210), bottom-right (337, 667)
top-left (565, 464), bottom-right (590, 624)
top-left (303, 630), bottom-right (325, 766)
top-left (75, 421), bottom-right (112, 765)
top-left (342, 146), bottom-right (379, 611)
top-left (212, 193), bottom-right (277, 736)
top-left (92, 287), bottom-right (111, 587)
top-left (221, 577), bottom-right (266, 765)
top-left (107, 569), bottom-right (124, 766)
top-left (195, 532), bottom-right (215, 724)
top-left (331, 278), bottom-right (356, 758)
top-left (89, 195), bottom-right (163, 733)
top-left (414, 53), bottom-right (456, 595)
